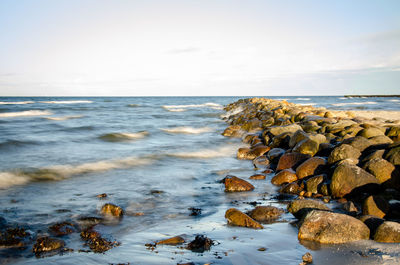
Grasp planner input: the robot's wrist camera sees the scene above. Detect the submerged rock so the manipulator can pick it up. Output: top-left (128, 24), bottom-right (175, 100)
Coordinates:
top-left (225, 208), bottom-right (263, 229)
top-left (224, 175), bottom-right (254, 192)
top-left (100, 203), bottom-right (124, 218)
top-left (49, 222), bottom-right (77, 236)
top-left (156, 236), bottom-right (185, 245)
top-left (247, 206), bottom-right (284, 223)
top-left (298, 210), bottom-right (370, 244)
top-left (0, 227), bottom-right (30, 248)
top-left (80, 228), bottom-right (118, 253)
top-left (186, 235), bottom-right (213, 252)
top-left (33, 237), bottom-right (65, 255)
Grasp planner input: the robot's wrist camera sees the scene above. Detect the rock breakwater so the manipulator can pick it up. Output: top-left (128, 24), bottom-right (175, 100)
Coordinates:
top-left (222, 97), bottom-right (400, 244)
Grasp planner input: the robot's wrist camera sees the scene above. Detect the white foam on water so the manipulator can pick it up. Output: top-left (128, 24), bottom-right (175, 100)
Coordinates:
top-left (162, 102), bottom-right (223, 111)
top-left (298, 103), bottom-right (316, 106)
top-left (168, 145), bottom-right (238, 159)
top-left (221, 105), bottom-right (245, 119)
top-left (295, 98), bottom-right (311, 100)
top-left (165, 108), bottom-right (186, 112)
top-left (339, 97), bottom-right (347, 100)
top-left (0, 156), bottom-right (154, 189)
top-left (388, 99), bottom-right (400, 102)
top-left (99, 131), bottom-right (149, 142)
top-left (45, 115), bottom-right (84, 121)
top-left (39, 100), bottom-right (93, 104)
top-left (0, 172), bottom-right (30, 189)
top-left (0, 101), bottom-right (35, 105)
top-left (331, 101), bottom-right (378, 107)
top-left (0, 110), bottom-right (52, 118)
top-left (161, 126), bottom-right (212, 134)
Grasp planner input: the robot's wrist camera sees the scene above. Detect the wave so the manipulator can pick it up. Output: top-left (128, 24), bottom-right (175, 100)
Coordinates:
top-left (165, 108), bottom-right (186, 112)
top-left (0, 139), bottom-right (37, 149)
top-left (99, 131), bottom-right (149, 142)
top-left (331, 101), bottom-right (378, 107)
top-left (0, 156), bottom-right (154, 189)
top-left (45, 115), bottom-right (84, 121)
top-left (167, 145), bottom-right (238, 159)
top-left (162, 102), bottom-right (223, 111)
top-left (388, 99), bottom-right (400, 102)
top-left (295, 98), bottom-right (311, 101)
top-left (39, 100), bottom-right (93, 104)
top-left (221, 105), bottom-right (245, 119)
top-left (298, 103), bottom-right (316, 106)
top-left (60, 125), bottom-right (95, 132)
top-left (161, 126), bottom-right (212, 134)
top-left (0, 110), bottom-right (52, 118)
top-left (0, 101), bottom-right (35, 105)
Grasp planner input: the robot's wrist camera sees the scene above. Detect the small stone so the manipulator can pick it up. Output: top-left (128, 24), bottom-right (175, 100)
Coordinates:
top-left (100, 203), bottom-right (124, 217)
top-left (258, 247), bottom-right (267, 251)
top-left (225, 208), bottom-right (263, 229)
top-left (156, 236), bottom-right (185, 245)
top-left (249, 174), bottom-right (266, 180)
top-left (302, 252), bottom-right (313, 263)
top-left (248, 206), bottom-right (284, 223)
top-left (96, 193), bottom-right (107, 198)
top-left (187, 235), bottom-right (213, 252)
top-left (33, 237), bottom-right (65, 255)
top-left (224, 175), bottom-right (255, 192)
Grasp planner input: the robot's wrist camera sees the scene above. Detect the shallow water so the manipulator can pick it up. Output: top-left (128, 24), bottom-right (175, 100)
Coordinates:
top-left (1, 96), bottom-right (400, 264)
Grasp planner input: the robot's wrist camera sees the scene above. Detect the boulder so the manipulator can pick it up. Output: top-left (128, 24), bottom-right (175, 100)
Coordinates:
top-left (368, 135), bottom-right (393, 145)
top-left (361, 149), bottom-right (385, 163)
top-left (187, 235), bottom-right (213, 252)
top-left (298, 210), bottom-right (370, 244)
top-left (385, 146), bottom-right (400, 165)
top-left (266, 148), bottom-right (286, 162)
top-left (362, 195), bottom-right (390, 218)
top-left (279, 182), bottom-right (302, 195)
top-left (101, 203), bottom-right (124, 218)
top-left (224, 175), bottom-right (254, 192)
top-left (271, 169), bottom-right (297, 186)
top-left (374, 221), bottom-right (400, 243)
top-left (363, 158), bottom-right (395, 184)
top-left (33, 237), bottom-right (65, 255)
top-left (328, 144), bottom-right (361, 164)
top-left (268, 124), bottom-right (303, 136)
top-left (237, 145), bottom-right (270, 160)
top-left (225, 208), bottom-right (263, 229)
top-left (276, 152), bottom-right (311, 171)
top-left (222, 125), bottom-right (243, 137)
top-left (289, 130), bottom-right (309, 148)
top-left (296, 157), bottom-right (326, 179)
top-left (386, 126), bottom-right (400, 139)
top-left (342, 136), bottom-right (372, 152)
top-left (305, 175), bottom-right (325, 194)
top-left (248, 206), bottom-right (284, 223)
top-left (287, 199), bottom-right (330, 219)
top-left (330, 162), bottom-right (379, 198)
top-left (357, 127), bottom-right (385, 138)
top-left (292, 138), bottom-right (319, 157)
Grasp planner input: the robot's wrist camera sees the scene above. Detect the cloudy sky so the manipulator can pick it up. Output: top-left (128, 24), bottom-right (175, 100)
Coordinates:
top-left (0, 0), bottom-right (399, 96)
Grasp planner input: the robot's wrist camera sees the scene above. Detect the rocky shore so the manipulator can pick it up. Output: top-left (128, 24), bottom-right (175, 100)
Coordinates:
top-left (221, 97), bottom-right (400, 246)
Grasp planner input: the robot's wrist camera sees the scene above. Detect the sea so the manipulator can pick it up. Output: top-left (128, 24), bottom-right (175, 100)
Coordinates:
top-left (0, 96), bottom-right (400, 265)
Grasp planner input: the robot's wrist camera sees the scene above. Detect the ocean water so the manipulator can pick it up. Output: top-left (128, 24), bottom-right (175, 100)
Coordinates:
top-left (0, 96), bottom-right (400, 265)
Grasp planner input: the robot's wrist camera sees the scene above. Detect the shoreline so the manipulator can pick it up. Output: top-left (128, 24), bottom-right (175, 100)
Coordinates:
top-left (220, 97), bottom-right (400, 262)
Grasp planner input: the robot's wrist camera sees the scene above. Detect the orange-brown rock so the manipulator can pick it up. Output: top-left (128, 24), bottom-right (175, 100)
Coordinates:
top-left (374, 221), bottom-right (400, 243)
top-left (100, 203), bottom-right (124, 217)
top-left (271, 169), bottom-right (298, 186)
top-left (298, 210), bottom-right (370, 243)
top-left (276, 152), bottom-right (311, 171)
top-left (248, 206), bottom-right (284, 222)
top-left (237, 145), bottom-right (270, 160)
top-left (249, 174), bottom-right (266, 180)
top-left (224, 175), bottom-right (255, 192)
top-left (296, 157), bottom-right (326, 179)
top-left (225, 208), bottom-right (263, 229)
top-left (156, 236), bottom-right (185, 245)
top-left (362, 195), bottom-right (390, 218)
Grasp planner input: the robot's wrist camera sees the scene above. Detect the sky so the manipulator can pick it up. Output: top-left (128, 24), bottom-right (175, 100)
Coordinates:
top-left (0, 0), bottom-right (399, 96)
